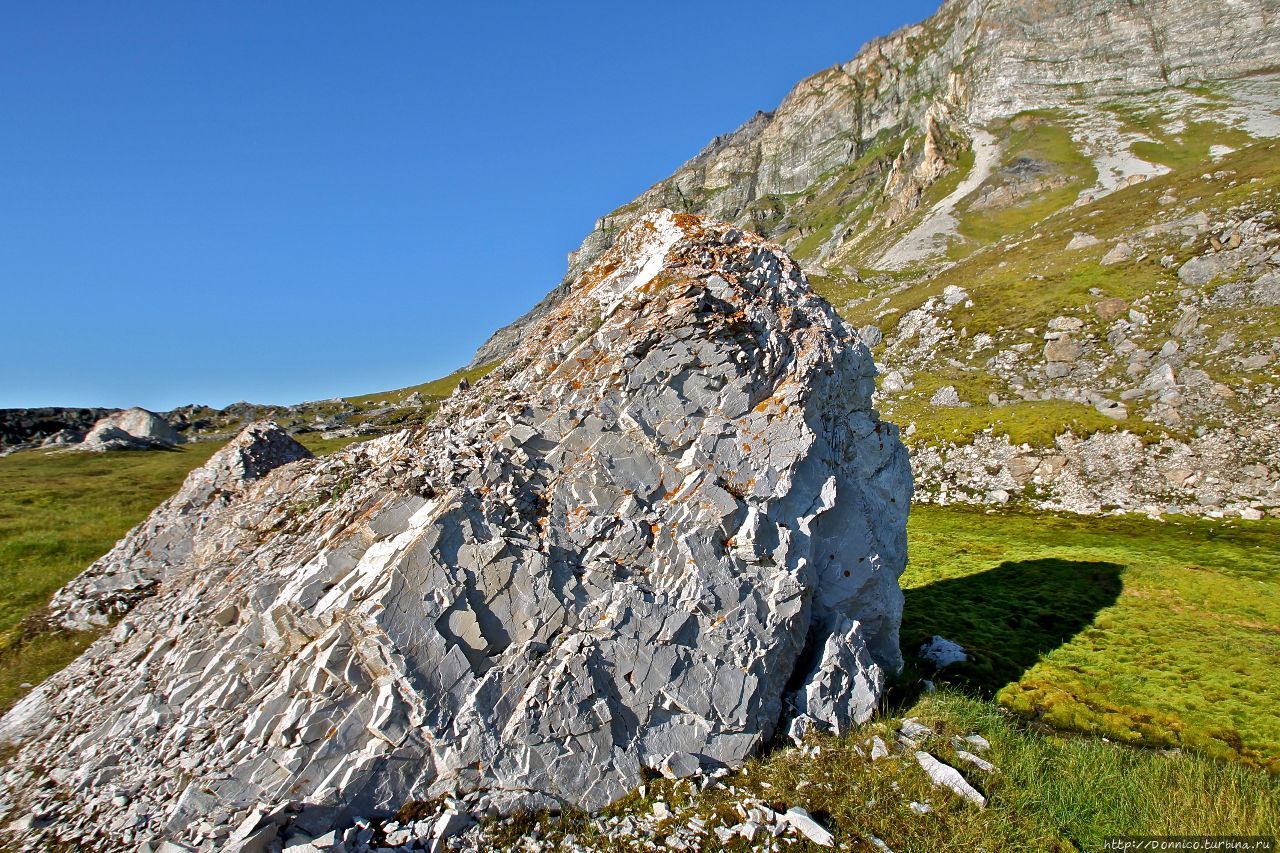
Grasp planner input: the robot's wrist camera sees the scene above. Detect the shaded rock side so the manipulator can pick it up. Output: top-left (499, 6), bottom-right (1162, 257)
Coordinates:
top-left (46, 421), bottom-right (315, 631)
top-left (0, 211), bottom-right (910, 850)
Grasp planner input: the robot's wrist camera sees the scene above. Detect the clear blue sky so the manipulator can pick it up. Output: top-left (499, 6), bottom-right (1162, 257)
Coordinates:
top-left (0, 1), bottom-right (938, 410)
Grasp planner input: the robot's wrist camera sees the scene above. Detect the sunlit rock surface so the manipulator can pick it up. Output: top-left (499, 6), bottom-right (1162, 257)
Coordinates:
top-left (0, 211), bottom-right (910, 850)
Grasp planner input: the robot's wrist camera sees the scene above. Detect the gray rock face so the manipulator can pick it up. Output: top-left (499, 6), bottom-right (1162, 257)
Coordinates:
top-left (46, 421), bottom-right (314, 631)
top-left (915, 751), bottom-right (986, 808)
top-left (80, 407), bottom-right (185, 451)
top-left (0, 211), bottom-right (911, 850)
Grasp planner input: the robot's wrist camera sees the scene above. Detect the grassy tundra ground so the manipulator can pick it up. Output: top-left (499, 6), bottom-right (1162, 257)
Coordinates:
top-left (0, 445), bottom-right (1275, 847)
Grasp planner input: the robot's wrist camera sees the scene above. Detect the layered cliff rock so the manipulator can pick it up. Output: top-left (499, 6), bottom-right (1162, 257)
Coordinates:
top-left (0, 211), bottom-right (910, 850)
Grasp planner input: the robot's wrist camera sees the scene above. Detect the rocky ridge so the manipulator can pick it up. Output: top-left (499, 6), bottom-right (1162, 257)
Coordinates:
top-left (0, 397), bottom-right (433, 457)
top-left (0, 406), bottom-right (112, 454)
top-left (0, 211), bottom-right (910, 851)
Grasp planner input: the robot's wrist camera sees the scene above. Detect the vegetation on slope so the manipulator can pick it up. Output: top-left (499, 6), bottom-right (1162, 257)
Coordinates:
top-left (825, 134), bottom-right (1280, 449)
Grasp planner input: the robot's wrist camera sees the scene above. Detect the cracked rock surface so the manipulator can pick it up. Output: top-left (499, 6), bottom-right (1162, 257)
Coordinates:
top-left (0, 210), bottom-right (910, 851)
top-left (46, 421), bottom-right (315, 632)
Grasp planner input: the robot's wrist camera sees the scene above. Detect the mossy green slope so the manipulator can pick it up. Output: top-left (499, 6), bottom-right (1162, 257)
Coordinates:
top-left (826, 134), bottom-right (1280, 450)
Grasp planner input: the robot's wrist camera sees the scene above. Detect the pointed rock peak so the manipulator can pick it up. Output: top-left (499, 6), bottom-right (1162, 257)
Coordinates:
top-left (0, 212), bottom-right (910, 850)
top-left (191, 419), bottom-right (314, 492)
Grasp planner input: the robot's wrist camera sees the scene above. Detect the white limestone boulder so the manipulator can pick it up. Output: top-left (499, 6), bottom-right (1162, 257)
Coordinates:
top-left (79, 407), bottom-right (184, 451)
top-left (0, 211), bottom-right (910, 851)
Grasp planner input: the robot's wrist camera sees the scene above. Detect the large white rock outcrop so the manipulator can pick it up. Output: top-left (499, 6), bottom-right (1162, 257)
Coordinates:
top-left (0, 211), bottom-right (910, 850)
top-left (79, 406), bottom-right (184, 451)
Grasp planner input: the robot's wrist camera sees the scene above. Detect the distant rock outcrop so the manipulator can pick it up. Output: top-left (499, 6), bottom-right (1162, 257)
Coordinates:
top-left (79, 407), bottom-right (185, 451)
top-left (0, 406), bottom-right (113, 454)
top-left (0, 212), bottom-right (910, 850)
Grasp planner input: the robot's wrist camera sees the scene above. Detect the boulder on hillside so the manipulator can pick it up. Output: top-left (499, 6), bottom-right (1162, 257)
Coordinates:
top-left (79, 407), bottom-right (185, 451)
top-left (40, 428), bottom-right (84, 447)
top-left (0, 211), bottom-right (911, 850)
top-left (1094, 297), bottom-right (1128, 322)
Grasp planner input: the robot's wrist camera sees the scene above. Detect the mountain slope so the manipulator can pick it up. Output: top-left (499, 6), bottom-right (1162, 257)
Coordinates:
top-left (469, 0), bottom-right (1280, 518)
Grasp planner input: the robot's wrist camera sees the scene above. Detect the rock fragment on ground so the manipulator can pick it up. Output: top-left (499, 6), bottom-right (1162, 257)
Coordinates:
top-left (915, 752), bottom-right (986, 808)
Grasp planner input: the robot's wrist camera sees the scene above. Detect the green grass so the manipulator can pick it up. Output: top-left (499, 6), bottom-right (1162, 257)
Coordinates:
top-left (477, 505), bottom-right (1280, 850)
top-left (1103, 106), bottom-right (1257, 173)
top-left (953, 111), bottom-right (1098, 250)
top-left (338, 362), bottom-right (498, 433)
top-left (886, 370), bottom-right (1164, 448)
top-left (343, 361), bottom-right (495, 410)
top-left (905, 505), bottom-right (1280, 770)
top-left (295, 432), bottom-right (370, 456)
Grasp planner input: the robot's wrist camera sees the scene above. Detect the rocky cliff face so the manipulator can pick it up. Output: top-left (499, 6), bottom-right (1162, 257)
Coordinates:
top-left (470, 0), bottom-right (1280, 518)
top-left (0, 212), bottom-right (910, 851)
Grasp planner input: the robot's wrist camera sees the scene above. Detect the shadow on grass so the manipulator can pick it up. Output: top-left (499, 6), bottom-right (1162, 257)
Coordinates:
top-left (896, 558), bottom-right (1124, 700)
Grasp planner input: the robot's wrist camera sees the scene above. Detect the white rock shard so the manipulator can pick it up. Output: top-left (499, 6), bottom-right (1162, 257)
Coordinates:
top-left (0, 210), bottom-right (911, 850)
top-left (915, 751), bottom-right (987, 808)
top-left (781, 807), bottom-right (834, 846)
